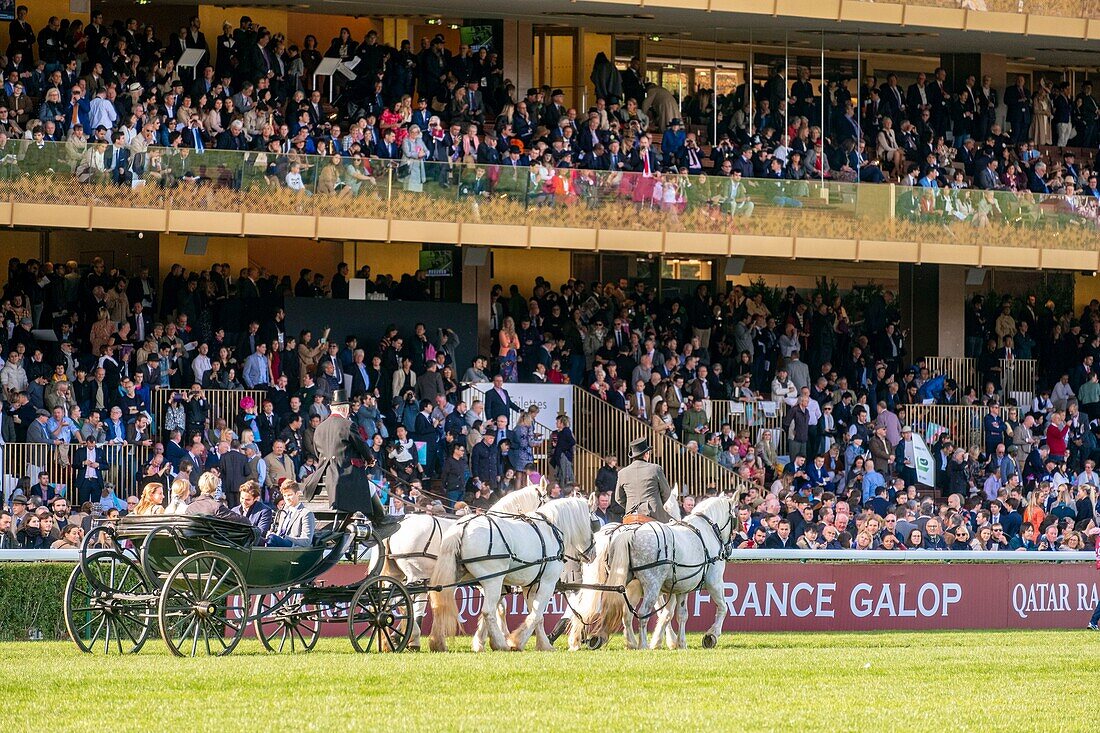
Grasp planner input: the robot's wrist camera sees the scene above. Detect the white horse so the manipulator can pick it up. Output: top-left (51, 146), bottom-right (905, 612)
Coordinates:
top-left (383, 481), bottom-right (549, 649)
top-left (570, 496), bottom-right (737, 650)
top-left (428, 497), bottom-right (595, 652)
top-left (564, 486), bottom-right (681, 650)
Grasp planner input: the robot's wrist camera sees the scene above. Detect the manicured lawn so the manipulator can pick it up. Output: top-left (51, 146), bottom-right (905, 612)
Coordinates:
top-left (4, 630), bottom-right (1098, 732)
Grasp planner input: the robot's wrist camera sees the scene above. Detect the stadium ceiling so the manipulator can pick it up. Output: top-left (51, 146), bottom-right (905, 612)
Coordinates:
top-left (195, 0), bottom-right (1100, 67)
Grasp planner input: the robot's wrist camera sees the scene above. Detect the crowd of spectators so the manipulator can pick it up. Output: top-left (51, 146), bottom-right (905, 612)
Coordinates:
top-left (0, 248), bottom-right (1097, 555)
top-left (0, 5), bottom-right (1093, 224)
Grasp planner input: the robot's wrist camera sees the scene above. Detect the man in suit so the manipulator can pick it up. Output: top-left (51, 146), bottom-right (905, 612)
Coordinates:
top-left (105, 130), bottom-right (131, 185)
top-left (231, 482), bottom-right (273, 534)
top-left (1004, 75), bottom-right (1031, 143)
top-left (906, 72), bottom-right (931, 125)
top-left (74, 434), bottom-right (108, 504)
top-left (975, 158), bottom-right (1002, 190)
top-left (300, 390), bottom-right (399, 536)
top-left (218, 440), bottom-right (249, 508)
top-left (128, 302), bottom-right (152, 345)
top-left (608, 379), bottom-right (627, 411)
top-left (484, 374), bottom-right (520, 422)
top-left (976, 75), bottom-right (998, 143)
top-left (723, 169), bottom-right (755, 216)
top-left (266, 480), bottom-right (316, 547)
top-left (376, 128), bottom-right (400, 160)
top-left (763, 519), bottom-right (798, 549)
top-left (263, 439), bottom-right (295, 494)
top-left (869, 423), bottom-right (893, 475)
top-left (1028, 161), bottom-right (1051, 194)
top-left (466, 79), bottom-right (486, 123)
top-left (470, 432), bottom-right (502, 490)
top-left (614, 437), bottom-right (672, 522)
top-left (164, 429), bottom-right (187, 469)
top-left (26, 409), bottom-right (51, 443)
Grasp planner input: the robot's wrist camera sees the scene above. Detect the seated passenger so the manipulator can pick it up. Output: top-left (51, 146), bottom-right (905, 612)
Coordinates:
top-left (184, 472), bottom-right (248, 523)
top-left (165, 478), bottom-right (192, 514)
top-left (266, 480), bottom-right (315, 547)
top-left (231, 479), bottom-right (273, 536)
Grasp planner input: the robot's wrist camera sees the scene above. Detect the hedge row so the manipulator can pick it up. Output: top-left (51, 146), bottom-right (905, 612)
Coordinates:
top-left (0, 562), bottom-right (73, 641)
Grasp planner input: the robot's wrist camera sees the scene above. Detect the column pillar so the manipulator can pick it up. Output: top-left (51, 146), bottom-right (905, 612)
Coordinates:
top-left (937, 265), bottom-right (966, 357)
top-left (382, 18), bottom-right (410, 47)
top-left (503, 20), bottom-right (533, 101)
top-left (462, 251), bottom-right (492, 356)
top-left (898, 263), bottom-right (966, 360)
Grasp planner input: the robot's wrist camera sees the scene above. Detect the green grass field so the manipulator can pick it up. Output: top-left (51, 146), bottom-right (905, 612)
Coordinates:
top-left (4, 631), bottom-right (1098, 732)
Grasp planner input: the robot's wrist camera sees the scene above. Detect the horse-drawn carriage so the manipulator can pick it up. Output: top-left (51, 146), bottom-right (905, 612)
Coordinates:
top-left (63, 513), bottom-right (415, 656)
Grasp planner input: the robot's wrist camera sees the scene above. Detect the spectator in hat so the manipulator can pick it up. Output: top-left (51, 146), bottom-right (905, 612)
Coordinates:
top-left (661, 118), bottom-right (685, 167)
top-left (26, 408), bottom-right (51, 443)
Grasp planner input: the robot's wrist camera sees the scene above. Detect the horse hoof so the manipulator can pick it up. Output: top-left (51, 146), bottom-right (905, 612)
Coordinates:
top-left (407, 644), bottom-right (421, 652)
top-left (585, 636), bottom-right (605, 651)
top-left (702, 633), bottom-right (718, 649)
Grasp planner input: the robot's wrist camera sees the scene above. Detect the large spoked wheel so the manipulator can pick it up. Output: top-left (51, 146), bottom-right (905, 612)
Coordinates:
top-left (158, 551), bottom-right (248, 657)
top-left (348, 575), bottom-right (414, 653)
top-left (253, 590), bottom-right (321, 653)
top-left (64, 551), bottom-right (153, 654)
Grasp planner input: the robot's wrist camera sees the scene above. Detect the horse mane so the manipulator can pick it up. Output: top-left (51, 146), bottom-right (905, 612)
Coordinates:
top-left (690, 495), bottom-right (736, 528)
top-left (534, 497), bottom-right (590, 553)
top-left (490, 482), bottom-right (543, 514)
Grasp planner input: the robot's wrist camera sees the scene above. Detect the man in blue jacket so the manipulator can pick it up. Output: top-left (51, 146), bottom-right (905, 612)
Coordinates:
top-left (231, 480), bottom-right (273, 536)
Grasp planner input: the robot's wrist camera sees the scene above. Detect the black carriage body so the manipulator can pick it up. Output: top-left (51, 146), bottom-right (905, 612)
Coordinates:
top-left (115, 515), bottom-right (351, 593)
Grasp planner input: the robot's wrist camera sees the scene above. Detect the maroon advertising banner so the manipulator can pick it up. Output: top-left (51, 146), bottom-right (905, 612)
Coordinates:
top-left (321, 561), bottom-right (1100, 632)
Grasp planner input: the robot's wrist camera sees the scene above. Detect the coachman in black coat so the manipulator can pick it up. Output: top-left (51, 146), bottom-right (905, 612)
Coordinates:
top-left (300, 391), bottom-right (400, 537)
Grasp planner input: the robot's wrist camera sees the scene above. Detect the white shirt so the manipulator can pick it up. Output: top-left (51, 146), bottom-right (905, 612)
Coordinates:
top-left (84, 447), bottom-right (99, 479)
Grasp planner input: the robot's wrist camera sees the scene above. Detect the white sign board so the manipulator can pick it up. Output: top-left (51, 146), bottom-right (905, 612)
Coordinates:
top-left (177, 48), bottom-right (206, 71)
top-left (465, 382), bottom-right (573, 430)
top-left (913, 432), bottom-right (936, 488)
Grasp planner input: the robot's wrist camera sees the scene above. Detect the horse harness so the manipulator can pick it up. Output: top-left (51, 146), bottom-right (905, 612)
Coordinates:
top-left (445, 511), bottom-right (573, 593)
top-left (385, 485), bottom-right (551, 565)
top-left (620, 510), bottom-right (730, 589)
top-left (385, 514), bottom-right (449, 563)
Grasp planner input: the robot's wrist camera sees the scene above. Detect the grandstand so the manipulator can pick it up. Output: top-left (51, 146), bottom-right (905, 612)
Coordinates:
top-left (1, 0), bottom-right (1100, 650)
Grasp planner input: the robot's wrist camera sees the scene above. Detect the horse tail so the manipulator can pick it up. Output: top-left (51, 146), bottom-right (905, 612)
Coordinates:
top-left (604, 528), bottom-right (634, 589)
top-left (598, 530), bottom-right (634, 636)
top-left (566, 529), bottom-right (615, 649)
top-left (427, 529), bottom-right (463, 652)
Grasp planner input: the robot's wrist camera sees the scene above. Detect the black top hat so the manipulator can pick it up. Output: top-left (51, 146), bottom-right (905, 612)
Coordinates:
top-left (629, 436), bottom-right (651, 460)
top-left (331, 389), bottom-right (349, 406)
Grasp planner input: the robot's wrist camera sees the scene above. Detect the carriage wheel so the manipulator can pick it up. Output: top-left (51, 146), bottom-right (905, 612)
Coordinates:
top-left (64, 551), bottom-right (153, 654)
top-left (158, 551), bottom-right (247, 657)
top-left (253, 590), bottom-right (321, 653)
top-left (348, 576), bottom-right (414, 653)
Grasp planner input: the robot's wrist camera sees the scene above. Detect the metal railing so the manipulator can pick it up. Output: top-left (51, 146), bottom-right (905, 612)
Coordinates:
top-left (464, 383), bottom-right (751, 495)
top-left (571, 387), bottom-right (753, 496)
top-left (6, 141), bottom-right (1100, 258)
top-left (150, 387), bottom-right (267, 436)
top-left (900, 404), bottom-right (991, 449)
top-left (923, 357), bottom-right (1037, 395)
top-left (2, 442), bottom-right (152, 501)
top-left (708, 399), bottom-right (788, 455)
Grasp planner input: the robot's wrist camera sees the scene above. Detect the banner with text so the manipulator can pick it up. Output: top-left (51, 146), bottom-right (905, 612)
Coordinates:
top-left (465, 383), bottom-right (573, 430)
top-left (326, 560), bottom-right (1100, 632)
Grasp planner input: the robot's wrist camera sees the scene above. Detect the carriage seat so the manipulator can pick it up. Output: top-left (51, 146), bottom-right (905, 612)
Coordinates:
top-left (116, 514), bottom-right (260, 546)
